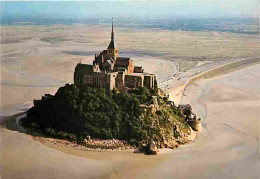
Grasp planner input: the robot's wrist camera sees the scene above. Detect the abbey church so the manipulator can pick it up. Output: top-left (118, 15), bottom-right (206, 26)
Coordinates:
top-left (74, 21), bottom-right (156, 92)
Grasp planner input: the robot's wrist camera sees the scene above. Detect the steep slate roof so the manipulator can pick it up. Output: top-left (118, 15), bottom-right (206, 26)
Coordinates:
top-left (114, 57), bottom-right (130, 67)
top-left (108, 39), bottom-right (115, 49)
top-left (75, 64), bottom-right (93, 75)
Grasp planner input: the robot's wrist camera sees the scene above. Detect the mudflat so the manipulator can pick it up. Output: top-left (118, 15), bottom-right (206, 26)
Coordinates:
top-left (1, 24), bottom-right (259, 109)
top-left (1, 24), bottom-right (259, 178)
top-left (1, 63), bottom-right (259, 179)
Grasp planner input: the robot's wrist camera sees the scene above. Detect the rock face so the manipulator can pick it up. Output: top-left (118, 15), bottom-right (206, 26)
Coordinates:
top-left (186, 127), bottom-right (197, 141)
top-left (188, 118), bottom-right (202, 132)
top-left (150, 140), bottom-right (157, 151)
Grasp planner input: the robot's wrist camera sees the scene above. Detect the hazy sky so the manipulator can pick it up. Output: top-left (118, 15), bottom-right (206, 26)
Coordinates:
top-left (1, 0), bottom-right (259, 19)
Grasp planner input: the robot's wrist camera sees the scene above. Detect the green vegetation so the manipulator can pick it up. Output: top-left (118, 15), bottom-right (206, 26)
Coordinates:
top-left (23, 84), bottom-right (191, 148)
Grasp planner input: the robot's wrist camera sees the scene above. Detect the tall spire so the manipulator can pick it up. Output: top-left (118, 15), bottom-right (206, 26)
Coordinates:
top-left (111, 18), bottom-right (114, 40)
top-left (108, 18), bottom-right (115, 49)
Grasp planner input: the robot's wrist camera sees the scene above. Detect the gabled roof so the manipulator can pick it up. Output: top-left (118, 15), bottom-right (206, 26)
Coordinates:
top-left (75, 64), bottom-right (93, 75)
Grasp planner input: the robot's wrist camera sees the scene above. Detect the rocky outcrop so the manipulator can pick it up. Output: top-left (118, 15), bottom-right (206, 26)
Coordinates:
top-left (149, 140), bottom-right (158, 155)
top-left (186, 127), bottom-right (197, 141)
top-left (188, 119), bottom-right (202, 132)
top-left (187, 114), bottom-right (202, 132)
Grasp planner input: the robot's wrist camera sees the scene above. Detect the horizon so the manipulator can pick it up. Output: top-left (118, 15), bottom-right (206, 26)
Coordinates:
top-left (1, 1), bottom-right (259, 35)
top-left (1, 1), bottom-right (259, 19)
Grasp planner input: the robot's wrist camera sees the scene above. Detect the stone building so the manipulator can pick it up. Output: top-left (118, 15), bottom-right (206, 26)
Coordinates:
top-left (178, 104), bottom-right (192, 115)
top-left (74, 20), bottom-right (156, 92)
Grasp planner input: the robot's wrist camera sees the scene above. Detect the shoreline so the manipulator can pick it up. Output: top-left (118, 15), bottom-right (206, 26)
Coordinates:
top-left (186, 56), bottom-right (260, 87)
top-left (2, 114), bottom-right (136, 152)
top-left (3, 109), bottom-right (197, 156)
top-left (179, 64), bottom-right (260, 179)
top-left (167, 56), bottom-right (260, 105)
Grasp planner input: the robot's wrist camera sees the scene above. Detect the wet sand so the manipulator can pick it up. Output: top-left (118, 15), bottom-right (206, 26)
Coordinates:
top-left (180, 64), bottom-right (260, 179)
top-left (1, 24), bottom-right (259, 109)
top-left (1, 24), bottom-right (260, 178)
top-left (1, 64), bottom-right (259, 178)
top-left (167, 56), bottom-right (260, 105)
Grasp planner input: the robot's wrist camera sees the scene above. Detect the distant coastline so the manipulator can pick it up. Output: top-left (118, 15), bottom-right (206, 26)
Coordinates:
top-left (1, 16), bottom-right (259, 35)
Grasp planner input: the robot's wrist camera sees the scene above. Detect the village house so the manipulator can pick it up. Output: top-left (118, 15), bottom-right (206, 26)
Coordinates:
top-left (74, 20), bottom-right (156, 92)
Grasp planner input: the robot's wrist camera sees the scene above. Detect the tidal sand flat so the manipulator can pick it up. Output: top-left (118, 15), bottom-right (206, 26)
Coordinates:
top-left (1, 24), bottom-right (259, 110)
top-left (1, 63), bottom-right (259, 178)
top-left (1, 1), bottom-right (259, 178)
top-left (180, 64), bottom-right (260, 179)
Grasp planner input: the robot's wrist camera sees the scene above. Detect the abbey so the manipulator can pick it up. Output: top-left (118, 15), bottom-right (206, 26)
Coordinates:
top-left (74, 21), bottom-right (156, 92)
